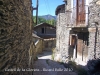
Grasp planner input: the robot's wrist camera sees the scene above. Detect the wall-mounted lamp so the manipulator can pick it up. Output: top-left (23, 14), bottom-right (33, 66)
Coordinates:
top-left (63, 0), bottom-right (67, 5)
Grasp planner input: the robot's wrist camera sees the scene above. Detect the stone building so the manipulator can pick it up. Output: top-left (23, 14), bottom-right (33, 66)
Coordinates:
top-left (55, 0), bottom-right (100, 69)
top-left (34, 23), bottom-right (56, 39)
top-left (0, 0), bottom-right (34, 75)
top-left (34, 23), bottom-right (56, 51)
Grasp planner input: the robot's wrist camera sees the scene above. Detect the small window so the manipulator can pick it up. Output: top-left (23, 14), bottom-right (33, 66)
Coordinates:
top-left (41, 28), bottom-right (44, 34)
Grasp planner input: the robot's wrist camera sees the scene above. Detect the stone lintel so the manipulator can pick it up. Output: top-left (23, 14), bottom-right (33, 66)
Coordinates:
top-left (88, 28), bottom-right (100, 32)
top-left (71, 28), bottom-right (88, 32)
top-left (66, 28), bottom-right (72, 30)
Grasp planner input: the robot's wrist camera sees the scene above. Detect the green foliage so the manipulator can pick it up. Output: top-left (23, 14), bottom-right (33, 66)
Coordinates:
top-left (33, 16), bottom-right (56, 26)
top-left (51, 53), bottom-right (54, 60)
top-left (34, 56), bottom-right (38, 61)
top-left (51, 48), bottom-right (55, 60)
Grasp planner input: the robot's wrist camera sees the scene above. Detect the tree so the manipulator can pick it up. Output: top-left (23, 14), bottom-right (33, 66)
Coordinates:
top-left (33, 16), bottom-right (56, 26)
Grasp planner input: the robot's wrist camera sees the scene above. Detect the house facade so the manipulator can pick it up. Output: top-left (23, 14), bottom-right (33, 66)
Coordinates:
top-left (34, 23), bottom-right (56, 52)
top-left (55, 0), bottom-right (100, 66)
top-left (34, 23), bottom-right (56, 39)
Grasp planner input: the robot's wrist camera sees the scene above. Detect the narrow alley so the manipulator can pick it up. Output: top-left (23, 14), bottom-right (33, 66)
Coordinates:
top-left (33, 50), bottom-right (77, 75)
top-left (0, 0), bottom-right (100, 75)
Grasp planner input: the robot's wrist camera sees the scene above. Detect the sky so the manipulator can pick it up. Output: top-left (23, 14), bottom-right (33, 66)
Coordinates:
top-left (32, 0), bottom-right (64, 16)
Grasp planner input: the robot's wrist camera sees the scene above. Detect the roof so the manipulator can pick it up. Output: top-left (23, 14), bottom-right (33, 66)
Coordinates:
top-left (36, 34), bottom-right (56, 39)
top-left (34, 23), bottom-right (56, 29)
top-left (55, 4), bottom-right (65, 15)
top-left (32, 33), bottom-right (42, 39)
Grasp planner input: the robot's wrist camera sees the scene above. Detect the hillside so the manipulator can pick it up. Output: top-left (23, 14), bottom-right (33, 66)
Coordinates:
top-left (33, 15), bottom-right (56, 26)
top-left (39, 14), bottom-right (56, 20)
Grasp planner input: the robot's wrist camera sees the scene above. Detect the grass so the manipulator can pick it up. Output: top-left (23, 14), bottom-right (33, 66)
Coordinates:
top-left (51, 53), bottom-right (54, 60)
top-left (51, 48), bottom-right (55, 60)
top-left (34, 56), bottom-right (38, 61)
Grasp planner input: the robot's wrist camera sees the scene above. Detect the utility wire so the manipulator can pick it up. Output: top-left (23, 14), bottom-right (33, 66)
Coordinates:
top-left (44, 0), bottom-right (51, 15)
top-left (46, 0), bottom-right (51, 14)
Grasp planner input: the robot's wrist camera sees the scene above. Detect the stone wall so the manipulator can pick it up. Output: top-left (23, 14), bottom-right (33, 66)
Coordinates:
top-left (32, 38), bottom-right (44, 60)
top-left (0, 0), bottom-right (33, 75)
top-left (88, 0), bottom-right (100, 60)
top-left (43, 38), bottom-right (56, 51)
top-left (56, 0), bottom-right (100, 64)
top-left (29, 37), bottom-right (44, 61)
top-left (55, 4), bottom-right (70, 62)
top-left (65, 0), bottom-right (71, 11)
top-left (88, 0), bottom-right (100, 74)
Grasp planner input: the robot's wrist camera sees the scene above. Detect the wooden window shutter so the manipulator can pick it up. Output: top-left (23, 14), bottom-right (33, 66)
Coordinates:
top-left (76, 0), bottom-right (85, 25)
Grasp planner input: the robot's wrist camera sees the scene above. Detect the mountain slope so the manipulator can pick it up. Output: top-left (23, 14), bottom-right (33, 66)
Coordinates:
top-left (39, 14), bottom-right (56, 20)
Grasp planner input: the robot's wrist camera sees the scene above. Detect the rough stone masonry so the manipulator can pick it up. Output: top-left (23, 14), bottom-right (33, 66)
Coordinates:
top-left (88, 0), bottom-right (100, 60)
top-left (0, 0), bottom-right (33, 75)
top-left (87, 0), bottom-right (100, 74)
top-left (55, 0), bottom-right (100, 74)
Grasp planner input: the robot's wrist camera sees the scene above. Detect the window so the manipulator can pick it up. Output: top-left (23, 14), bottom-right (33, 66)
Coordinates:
top-left (41, 27), bottom-right (46, 34)
top-left (41, 28), bottom-right (44, 34)
top-left (76, 0), bottom-right (86, 24)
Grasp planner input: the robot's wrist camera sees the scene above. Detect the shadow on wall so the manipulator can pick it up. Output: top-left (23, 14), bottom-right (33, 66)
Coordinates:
top-left (87, 59), bottom-right (100, 75)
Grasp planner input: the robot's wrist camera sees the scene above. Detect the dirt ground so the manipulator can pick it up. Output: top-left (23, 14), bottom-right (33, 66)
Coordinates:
top-left (33, 51), bottom-right (78, 75)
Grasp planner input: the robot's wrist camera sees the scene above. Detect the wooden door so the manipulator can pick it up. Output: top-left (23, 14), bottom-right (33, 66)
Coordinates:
top-left (77, 32), bottom-right (89, 61)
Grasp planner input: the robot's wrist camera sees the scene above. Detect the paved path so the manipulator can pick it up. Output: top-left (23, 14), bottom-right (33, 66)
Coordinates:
top-left (33, 51), bottom-right (77, 75)
top-left (37, 51), bottom-right (52, 59)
